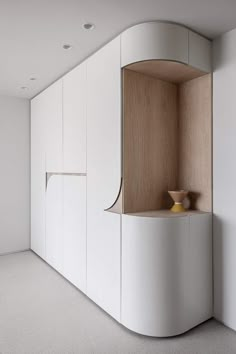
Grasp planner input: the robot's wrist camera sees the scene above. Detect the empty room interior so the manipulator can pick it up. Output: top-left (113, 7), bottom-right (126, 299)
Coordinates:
top-left (1, 0), bottom-right (236, 353)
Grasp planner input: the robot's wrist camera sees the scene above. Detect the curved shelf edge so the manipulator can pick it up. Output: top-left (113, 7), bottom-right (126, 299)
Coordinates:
top-left (104, 178), bottom-right (123, 214)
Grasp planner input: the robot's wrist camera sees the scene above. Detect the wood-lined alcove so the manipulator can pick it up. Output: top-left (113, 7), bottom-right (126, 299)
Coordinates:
top-left (122, 60), bottom-right (212, 213)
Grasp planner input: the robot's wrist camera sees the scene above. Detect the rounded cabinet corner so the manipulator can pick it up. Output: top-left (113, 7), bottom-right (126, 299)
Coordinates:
top-left (121, 22), bottom-right (189, 68)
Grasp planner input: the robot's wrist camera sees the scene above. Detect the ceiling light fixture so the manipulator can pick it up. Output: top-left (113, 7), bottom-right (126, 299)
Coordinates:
top-left (63, 44), bottom-right (73, 50)
top-left (82, 23), bottom-right (95, 30)
top-left (30, 77), bottom-right (37, 81)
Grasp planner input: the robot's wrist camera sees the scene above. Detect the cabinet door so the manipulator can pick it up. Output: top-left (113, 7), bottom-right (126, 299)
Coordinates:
top-left (63, 176), bottom-right (86, 292)
top-left (87, 37), bottom-right (121, 321)
top-left (45, 175), bottom-right (63, 273)
top-left (63, 62), bottom-right (87, 173)
top-left (31, 95), bottom-right (47, 259)
top-left (45, 80), bottom-right (63, 172)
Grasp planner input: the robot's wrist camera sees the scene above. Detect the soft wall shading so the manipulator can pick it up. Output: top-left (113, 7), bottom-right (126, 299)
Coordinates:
top-left (0, 96), bottom-right (30, 254)
top-left (213, 29), bottom-right (236, 330)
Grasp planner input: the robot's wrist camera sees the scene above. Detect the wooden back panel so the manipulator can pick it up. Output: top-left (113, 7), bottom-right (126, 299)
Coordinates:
top-left (123, 69), bottom-right (178, 213)
top-left (178, 74), bottom-right (212, 211)
top-left (122, 68), bottom-right (212, 213)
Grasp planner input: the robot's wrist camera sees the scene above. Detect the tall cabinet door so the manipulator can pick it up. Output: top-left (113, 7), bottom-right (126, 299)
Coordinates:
top-left (63, 62), bottom-right (87, 173)
top-left (63, 176), bottom-right (86, 292)
top-left (46, 175), bottom-right (63, 273)
top-left (31, 79), bottom-right (62, 261)
top-left (87, 37), bottom-right (121, 321)
top-left (31, 94), bottom-right (47, 259)
top-left (45, 80), bottom-right (63, 172)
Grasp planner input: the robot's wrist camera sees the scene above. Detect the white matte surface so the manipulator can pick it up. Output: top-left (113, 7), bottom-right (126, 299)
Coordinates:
top-left (122, 213), bottom-right (212, 337)
top-left (31, 93), bottom-right (47, 259)
top-left (63, 176), bottom-right (87, 293)
top-left (121, 22), bottom-right (188, 67)
top-left (189, 31), bottom-right (212, 72)
top-left (45, 80), bottom-right (63, 172)
top-left (46, 175), bottom-right (63, 273)
top-left (87, 37), bottom-right (121, 321)
top-left (213, 29), bottom-right (236, 331)
top-left (0, 97), bottom-right (30, 254)
top-left (31, 81), bottom-right (63, 259)
top-left (63, 62), bottom-right (87, 173)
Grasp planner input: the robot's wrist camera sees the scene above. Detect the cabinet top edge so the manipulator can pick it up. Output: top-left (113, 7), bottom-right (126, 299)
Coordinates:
top-left (121, 21), bottom-right (212, 42)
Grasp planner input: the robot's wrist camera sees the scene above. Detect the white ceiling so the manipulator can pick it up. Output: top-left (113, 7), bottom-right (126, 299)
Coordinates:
top-left (1, 0), bottom-right (236, 99)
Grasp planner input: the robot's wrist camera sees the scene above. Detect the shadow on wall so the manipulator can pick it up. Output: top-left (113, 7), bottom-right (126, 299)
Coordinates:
top-left (213, 30), bottom-right (236, 70)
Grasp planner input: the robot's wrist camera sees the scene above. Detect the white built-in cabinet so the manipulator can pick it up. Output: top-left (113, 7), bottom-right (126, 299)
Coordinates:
top-left (45, 81), bottom-right (63, 172)
top-left (122, 213), bottom-right (212, 336)
top-left (45, 174), bottom-right (86, 290)
top-left (31, 93), bottom-right (47, 258)
top-left (63, 176), bottom-right (86, 292)
top-left (121, 22), bottom-right (211, 72)
top-left (86, 37), bottom-right (121, 320)
top-left (63, 62), bottom-right (87, 173)
top-left (121, 22), bottom-right (189, 67)
top-left (31, 22), bottom-right (212, 337)
top-left (46, 175), bottom-right (63, 273)
top-left (31, 66), bottom-right (87, 289)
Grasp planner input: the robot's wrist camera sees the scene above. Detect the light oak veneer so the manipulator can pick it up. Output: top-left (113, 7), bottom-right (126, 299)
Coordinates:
top-left (121, 63), bottom-right (212, 213)
top-left (178, 74), bottom-right (212, 211)
top-left (123, 69), bottom-right (178, 213)
top-left (126, 60), bottom-right (207, 84)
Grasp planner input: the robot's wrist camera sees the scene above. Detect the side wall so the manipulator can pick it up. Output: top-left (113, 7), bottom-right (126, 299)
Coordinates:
top-left (213, 29), bottom-right (236, 329)
top-left (0, 96), bottom-right (30, 254)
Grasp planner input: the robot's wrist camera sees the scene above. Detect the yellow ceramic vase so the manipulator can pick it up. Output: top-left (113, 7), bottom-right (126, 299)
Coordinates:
top-left (168, 190), bottom-right (189, 213)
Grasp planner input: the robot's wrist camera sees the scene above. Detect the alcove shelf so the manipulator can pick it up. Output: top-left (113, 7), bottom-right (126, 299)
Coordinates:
top-left (126, 209), bottom-right (210, 218)
top-left (117, 59), bottom-right (212, 214)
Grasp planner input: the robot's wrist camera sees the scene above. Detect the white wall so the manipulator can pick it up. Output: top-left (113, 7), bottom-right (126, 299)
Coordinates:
top-left (213, 29), bottom-right (236, 330)
top-left (0, 96), bottom-right (30, 254)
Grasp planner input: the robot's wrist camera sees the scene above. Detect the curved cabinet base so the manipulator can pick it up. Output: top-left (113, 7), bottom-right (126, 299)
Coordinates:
top-left (121, 317), bottom-right (212, 338)
top-left (121, 213), bottom-right (212, 337)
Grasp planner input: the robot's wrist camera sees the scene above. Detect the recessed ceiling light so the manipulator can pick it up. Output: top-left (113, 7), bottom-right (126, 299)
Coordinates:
top-left (30, 77), bottom-right (37, 81)
top-left (21, 86), bottom-right (28, 90)
top-left (63, 44), bottom-right (73, 50)
top-left (82, 23), bottom-right (95, 30)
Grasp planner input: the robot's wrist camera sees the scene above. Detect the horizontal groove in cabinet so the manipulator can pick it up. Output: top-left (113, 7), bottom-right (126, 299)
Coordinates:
top-left (46, 172), bottom-right (87, 189)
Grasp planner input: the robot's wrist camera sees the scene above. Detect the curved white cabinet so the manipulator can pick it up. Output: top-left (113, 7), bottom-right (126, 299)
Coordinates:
top-left (121, 22), bottom-right (188, 67)
top-left (121, 22), bottom-right (211, 73)
top-left (31, 21), bottom-right (212, 337)
top-left (121, 212), bottom-right (212, 337)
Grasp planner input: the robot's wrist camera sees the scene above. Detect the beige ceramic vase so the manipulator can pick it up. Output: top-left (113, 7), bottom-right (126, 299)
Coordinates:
top-left (168, 190), bottom-right (189, 212)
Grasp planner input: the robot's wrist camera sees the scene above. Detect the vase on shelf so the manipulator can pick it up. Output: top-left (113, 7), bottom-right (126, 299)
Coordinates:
top-left (168, 190), bottom-right (189, 212)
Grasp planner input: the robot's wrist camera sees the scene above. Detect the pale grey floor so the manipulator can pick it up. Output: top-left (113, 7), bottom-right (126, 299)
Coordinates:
top-left (0, 251), bottom-right (235, 354)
